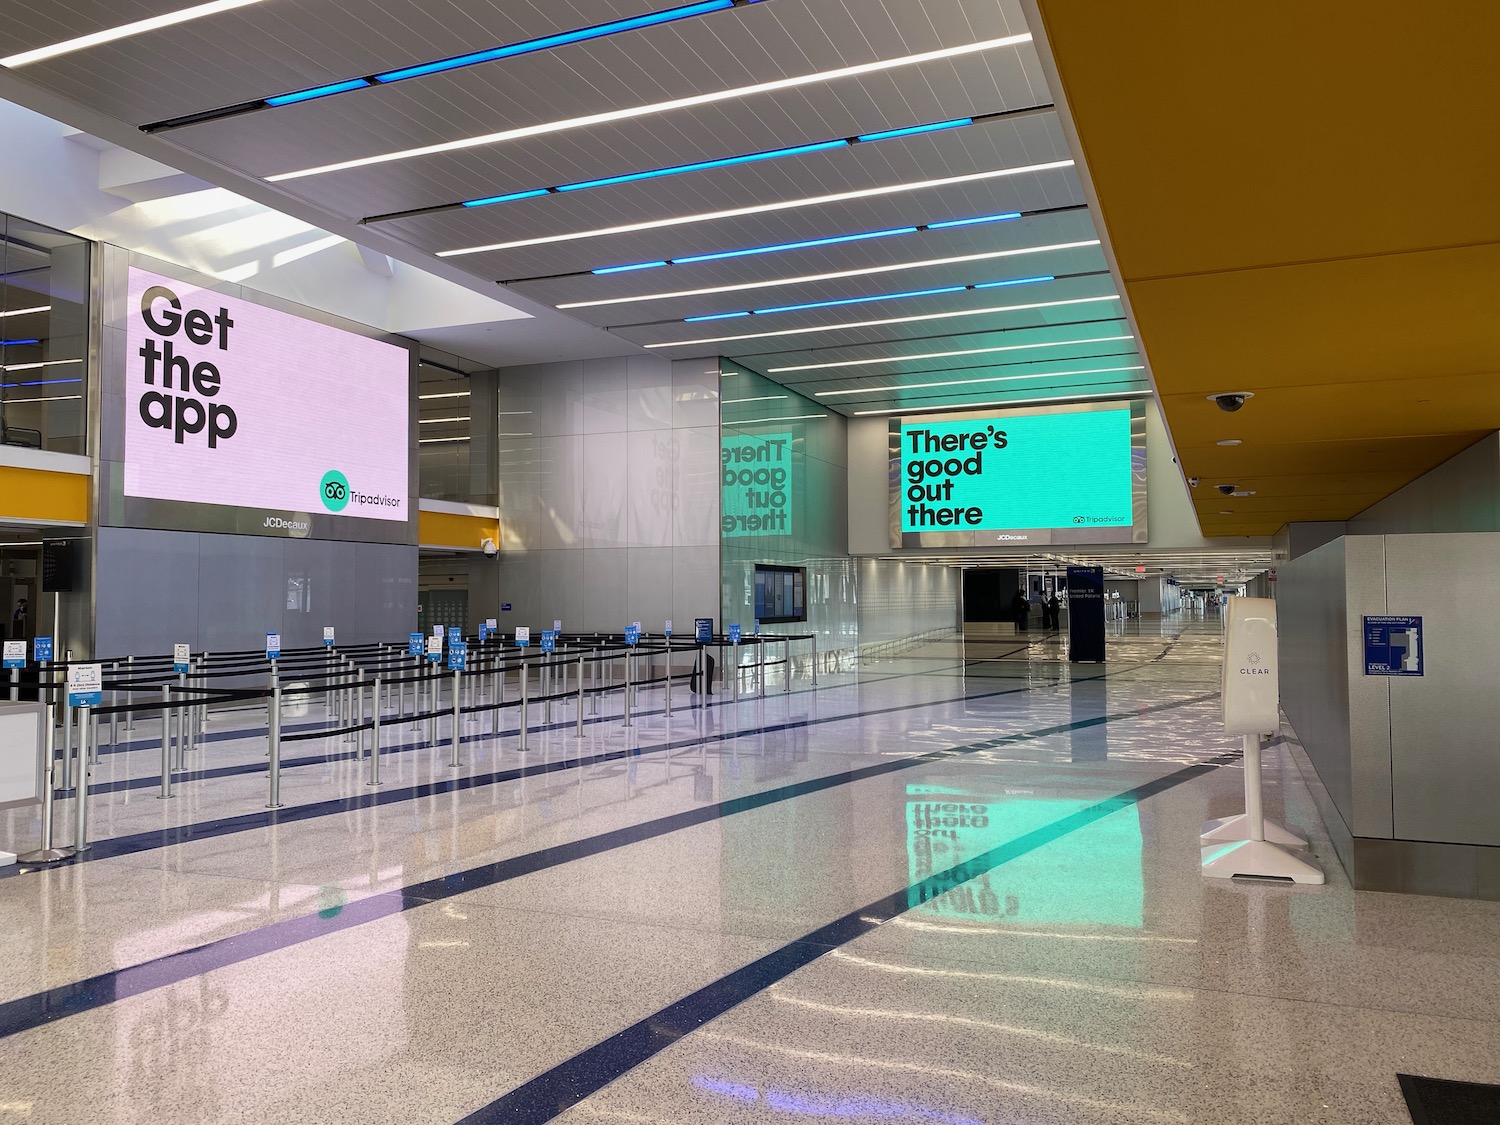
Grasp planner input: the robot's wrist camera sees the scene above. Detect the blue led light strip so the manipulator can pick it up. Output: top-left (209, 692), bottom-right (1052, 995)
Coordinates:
top-left (0, 339), bottom-right (41, 347)
top-left (142, 0), bottom-right (755, 132)
top-left (682, 276), bottom-right (1055, 322)
top-left (361, 112), bottom-right (992, 224)
top-left (584, 211), bottom-right (1030, 277)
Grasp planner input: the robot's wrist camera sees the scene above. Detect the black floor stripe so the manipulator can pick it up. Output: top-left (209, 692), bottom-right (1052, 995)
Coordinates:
top-left (0, 690), bottom-right (1215, 1041)
top-left (457, 744), bottom-right (1241, 1124)
top-left (1399, 1073), bottom-right (1500, 1125)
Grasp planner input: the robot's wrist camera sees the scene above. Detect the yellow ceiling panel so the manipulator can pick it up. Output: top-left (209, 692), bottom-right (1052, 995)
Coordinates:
top-left (1035, 0), bottom-right (1500, 536)
top-left (1036, 0), bottom-right (1500, 280)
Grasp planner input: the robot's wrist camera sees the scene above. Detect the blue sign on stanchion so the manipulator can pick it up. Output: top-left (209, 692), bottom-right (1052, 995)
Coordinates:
top-left (478, 623), bottom-right (490, 642)
top-left (541, 631), bottom-right (556, 654)
top-left (408, 632), bottom-right (424, 656)
top-left (266, 632), bottom-right (281, 660)
top-left (323, 627), bottom-right (336, 647)
top-left (664, 619), bottom-right (673, 638)
top-left (625, 625), bottom-right (641, 646)
top-left (174, 643), bottom-right (190, 674)
top-left (448, 642), bottom-right (468, 671)
top-left (695, 618), bottom-right (714, 644)
top-left (728, 624), bottom-right (741, 644)
top-left (4, 640), bottom-right (27, 669)
top-left (426, 636), bottom-right (444, 663)
top-left (447, 626), bottom-right (462, 647)
top-left (33, 637), bottom-right (53, 663)
top-left (515, 626), bottom-right (531, 648)
top-left (753, 618), bottom-right (760, 635)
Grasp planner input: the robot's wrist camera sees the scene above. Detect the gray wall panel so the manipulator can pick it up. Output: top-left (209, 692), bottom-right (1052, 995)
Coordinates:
top-left (1277, 537), bottom-right (1358, 835)
top-left (1385, 533), bottom-right (1500, 846)
top-left (95, 527), bottom-right (415, 655)
top-left (1349, 434), bottom-right (1500, 535)
top-left (1343, 536), bottom-right (1393, 838)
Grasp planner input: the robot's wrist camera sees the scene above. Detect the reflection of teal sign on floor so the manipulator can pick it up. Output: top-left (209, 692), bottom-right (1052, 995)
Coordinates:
top-left (899, 410), bottom-right (1132, 532)
top-left (906, 784), bottom-right (1144, 928)
top-left (722, 431), bottom-right (792, 537)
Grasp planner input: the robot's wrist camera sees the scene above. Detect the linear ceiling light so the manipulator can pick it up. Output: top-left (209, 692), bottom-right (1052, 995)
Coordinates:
top-left (684, 274), bottom-right (1066, 322)
top-left (0, 377), bottom-right (83, 389)
top-left (141, 0), bottom-right (753, 131)
top-left (725, 413), bottom-right (827, 426)
top-left (852, 390), bottom-right (1150, 416)
top-left (0, 339), bottom-right (41, 347)
top-left (2, 0), bottom-right (263, 67)
top-left (0, 358), bottom-right (81, 373)
top-left (814, 364), bottom-right (1145, 396)
top-left (768, 334), bottom-right (1134, 372)
top-left (268, 33), bottom-right (1034, 182)
top-left (419, 436), bottom-right (472, 444)
top-left (0, 306), bottom-right (50, 318)
top-left (417, 390), bottom-right (471, 400)
top-left (419, 416), bottom-right (471, 424)
top-left (560, 241), bottom-right (1098, 310)
top-left (445, 160), bottom-right (1070, 257)
top-left (363, 112), bottom-right (1013, 224)
top-left (642, 294), bottom-right (1120, 349)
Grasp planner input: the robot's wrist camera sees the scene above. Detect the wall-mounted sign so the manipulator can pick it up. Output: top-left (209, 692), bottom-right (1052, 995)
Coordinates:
top-left (1364, 616), bottom-right (1423, 676)
top-left (122, 267), bottom-right (409, 526)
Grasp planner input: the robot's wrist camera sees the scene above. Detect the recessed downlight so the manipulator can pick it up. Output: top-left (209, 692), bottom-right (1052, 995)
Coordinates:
top-left (1219, 510), bottom-right (1234, 515)
top-left (1216, 439), bottom-right (1242, 447)
top-left (1230, 490), bottom-right (1257, 497)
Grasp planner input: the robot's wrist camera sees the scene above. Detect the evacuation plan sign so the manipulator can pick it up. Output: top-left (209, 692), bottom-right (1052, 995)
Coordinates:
top-left (1363, 615), bottom-right (1423, 676)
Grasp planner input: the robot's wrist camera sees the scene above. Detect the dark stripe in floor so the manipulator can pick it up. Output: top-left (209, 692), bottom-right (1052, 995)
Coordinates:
top-left (456, 744), bottom-right (1242, 1124)
top-left (0, 690), bottom-right (1216, 1041)
top-left (1399, 1073), bottom-right (1500, 1125)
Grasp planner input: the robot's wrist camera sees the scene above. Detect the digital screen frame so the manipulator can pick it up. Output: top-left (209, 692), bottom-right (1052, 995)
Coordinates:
top-left (753, 564), bottom-right (806, 623)
top-left (887, 399), bottom-right (1147, 549)
top-left (106, 262), bottom-right (415, 545)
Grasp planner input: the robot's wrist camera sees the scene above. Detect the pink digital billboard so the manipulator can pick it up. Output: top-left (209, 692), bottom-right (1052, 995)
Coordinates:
top-left (122, 267), bottom-right (410, 523)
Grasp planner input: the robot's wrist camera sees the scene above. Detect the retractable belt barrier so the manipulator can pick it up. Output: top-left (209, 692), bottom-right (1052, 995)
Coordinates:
top-left (12, 630), bottom-right (821, 865)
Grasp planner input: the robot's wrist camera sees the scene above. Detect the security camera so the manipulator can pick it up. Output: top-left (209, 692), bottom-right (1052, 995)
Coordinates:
top-left (1187, 477), bottom-right (1200, 488)
top-left (1216, 484), bottom-right (1236, 495)
top-left (480, 537), bottom-right (497, 557)
top-left (1207, 392), bottom-right (1254, 413)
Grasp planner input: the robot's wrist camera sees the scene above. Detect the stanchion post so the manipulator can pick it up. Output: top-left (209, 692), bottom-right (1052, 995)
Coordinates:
top-left (732, 640), bottom-right (740, 703)
top-left (575, 655), bottom-right (585, 737)
top-left (449, 670), bottom-right (462, 768)
top-left (125, 655), bottom-right (135, 732)
top-left (267, 680), bottom-right (283, 809)
top-left (811, 634), bottom-right (819, 686)
top-left (158, 685), bottom-right (173, 799)
top-left (109, 661), bottom-right (119, 748)
top-left (519, 659), bottom-right (529, 751)
top-left (17, 702), bottom-right (69, 862)
top-left (60, 673), bottom-right (74, 792)
top-left (623, 650), bottom-right (633, 728)
top-left (784, 637), bottom-right (791, 693)
top-left (72, 705), bottom-right (91, 853)
top-left (8, 666), bottom-right (16, 703)
top-left (176, 671), bottom-right (187, 768)
top-left (665, 645), bottom-right (673, 717)
top-left (369, 677), bottom-right (382, 786)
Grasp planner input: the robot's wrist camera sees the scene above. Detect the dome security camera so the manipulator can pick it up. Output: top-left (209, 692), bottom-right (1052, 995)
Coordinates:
top-left (1216, 484), bottom-right (1237, 495)
top-left (1208, 392), bottom-right (1254, 413)
top-left (480, 537), bottom-right (497, 557)
top-left (1188, 476), bottom-right (1201, 488)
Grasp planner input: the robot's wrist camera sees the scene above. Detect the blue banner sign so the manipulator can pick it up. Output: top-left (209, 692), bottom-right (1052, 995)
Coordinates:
top-left (1363, 615), bottom-right (1423, 676)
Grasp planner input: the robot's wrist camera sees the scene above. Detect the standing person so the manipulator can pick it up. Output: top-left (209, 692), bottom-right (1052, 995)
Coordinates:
top-left (1040, 591), bottom-right (1053, 630)
top-left (1046, 592), bottom-right (1060, 631)
top-left (10, 598), bottom-right (26, 639)
top-left (1011, 589), bottom-right (1030, 633)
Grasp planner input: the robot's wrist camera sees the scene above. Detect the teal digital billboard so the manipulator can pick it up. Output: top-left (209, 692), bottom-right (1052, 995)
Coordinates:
top-left (888, 400), bottom-right (1147, 547)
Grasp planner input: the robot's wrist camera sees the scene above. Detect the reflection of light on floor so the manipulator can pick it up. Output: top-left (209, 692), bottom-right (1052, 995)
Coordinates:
top-left (693, 1075), bottom-right (982, 1124)
top-left (768, 991), bottom-right (1191, 1066)
top-left (695, 1031), bottom-right (1189, 1121)
top-left (886, 916), bottom-right (1198, 943)
top-left (830, 950), bottom-right (1194, 1001)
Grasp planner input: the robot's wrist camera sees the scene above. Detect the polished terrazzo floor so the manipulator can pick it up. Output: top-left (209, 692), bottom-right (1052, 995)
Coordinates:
top-left (2, 615), bottom-right (1498, 1124)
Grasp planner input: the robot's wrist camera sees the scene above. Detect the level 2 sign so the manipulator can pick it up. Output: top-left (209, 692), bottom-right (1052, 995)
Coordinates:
top-left (67, 663), bottom-right (103, 707)
top-left (1364, 615), bottom-right (1423, 676)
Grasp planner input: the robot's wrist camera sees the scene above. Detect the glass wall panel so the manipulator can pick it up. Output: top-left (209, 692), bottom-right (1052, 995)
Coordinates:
top-left (0, 212), bottom-right (90, 454)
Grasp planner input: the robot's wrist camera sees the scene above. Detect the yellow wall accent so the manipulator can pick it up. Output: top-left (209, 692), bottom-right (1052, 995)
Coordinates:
top-left (0, 465), bottom-right (89, 524)
top-left (418, 509), bottom-right (499, 551)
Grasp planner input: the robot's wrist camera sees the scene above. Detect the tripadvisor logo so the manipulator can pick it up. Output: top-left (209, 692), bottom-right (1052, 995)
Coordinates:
top-left (318, 469), bottom-right (402, 514)
top-left (320, 470), bottom-right (350, 512)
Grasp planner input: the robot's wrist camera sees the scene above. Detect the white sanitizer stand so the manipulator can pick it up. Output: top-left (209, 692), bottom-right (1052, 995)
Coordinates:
top-left (1202, 597), bottom-right (1324, 884)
